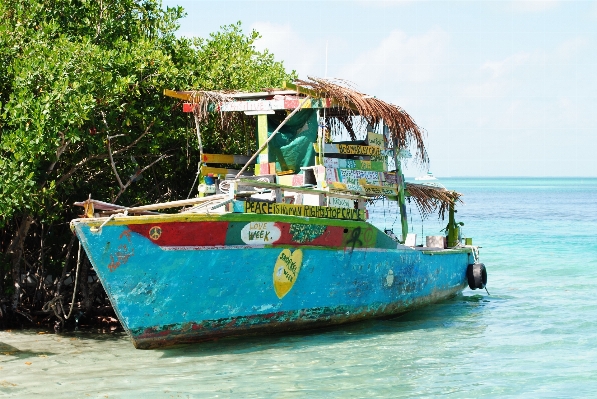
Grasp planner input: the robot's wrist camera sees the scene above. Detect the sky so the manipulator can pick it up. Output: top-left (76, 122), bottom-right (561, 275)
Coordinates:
top-left (162, 0), bottom-right (597, 177)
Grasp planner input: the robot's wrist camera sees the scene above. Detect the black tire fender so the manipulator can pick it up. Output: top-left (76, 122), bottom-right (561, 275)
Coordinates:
top-left (467, 263), bottom-right (487, 290)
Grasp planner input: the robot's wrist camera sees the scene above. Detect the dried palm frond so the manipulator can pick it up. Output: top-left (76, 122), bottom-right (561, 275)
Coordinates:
top-left (188, 90), bottom-right (237, 125)
top-left (405, 183), bottom-right (462, 220)
top-left (293, 77), bottom-right (429, 165)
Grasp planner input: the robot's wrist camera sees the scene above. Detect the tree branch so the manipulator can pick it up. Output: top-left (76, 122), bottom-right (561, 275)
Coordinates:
top-left (111, 154), bottom-right (171, 202)
top-left (101, 112), bottom-right (156, 194)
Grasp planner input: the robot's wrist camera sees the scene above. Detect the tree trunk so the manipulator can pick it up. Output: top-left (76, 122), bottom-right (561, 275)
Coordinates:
top-left (8, 215), bottom-right (33, 310)
top-left (79, 256), bottom-right (91, 314)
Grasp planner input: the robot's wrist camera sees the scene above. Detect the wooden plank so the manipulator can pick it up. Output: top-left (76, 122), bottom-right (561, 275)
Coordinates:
top-left (164, 89), bottom-right (298, 102)
top-left (220, 99), bottom-right (285, 112)
top-left (339, 169), bottom-right (381, 186)
top-left (257, 114), bottom-right (268, 160)
top-left (317, 143), bottom-right (394, 157)
top-left (367, 132), bottom-right (385, 149)
top-left (243, 201), bottom-right (365, 221)
top-left (237, 179), bottom-right (367, 200)
top-left (100, 194), bottom-right (230, 214)
top-left (226, 90), bottom-right (296, 99)
top-left (163, 89), bottom-right (192, 101)
top-left (202, 153), bottom-right (255, 165)
top-left (323, 157), bottom-right (386, 172)
top-left (219, 98), bottom-right (331, 112)
top-left (328, 196), bottom-right (354, 209)
top-left (201, 165), bottom-right (253, 176)
top-left (363, 185), bottom-right (399, 196)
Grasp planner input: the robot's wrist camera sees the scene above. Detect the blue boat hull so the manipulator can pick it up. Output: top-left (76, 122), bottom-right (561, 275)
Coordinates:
top-left (72, 214), bottom-right (472, 349)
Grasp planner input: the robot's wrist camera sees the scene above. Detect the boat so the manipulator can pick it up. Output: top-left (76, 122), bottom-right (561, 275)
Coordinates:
top-left (70, 78), bottom-right (487, 349)
top-left (415, 171), bottom-right (437, 181)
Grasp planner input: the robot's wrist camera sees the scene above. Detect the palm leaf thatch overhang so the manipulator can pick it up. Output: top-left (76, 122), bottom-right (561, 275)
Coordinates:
top-left (288, 77), bottom-right (428, 166)
top-left (404, 183), bottom-right (462, 220)
top-left (165, 77), bottom-right (428, 166)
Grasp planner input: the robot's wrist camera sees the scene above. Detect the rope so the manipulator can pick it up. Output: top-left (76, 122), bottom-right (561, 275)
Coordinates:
top-left (187, 163), bottom-right (200, 199)
top-left (42, 241), bottom-right (83, 323)
top-left (91, 213), bottom-right (117, 232)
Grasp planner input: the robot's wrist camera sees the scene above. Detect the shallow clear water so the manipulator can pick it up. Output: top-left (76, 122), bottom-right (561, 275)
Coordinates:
top-left (2, 178), bottom-right (596, 398)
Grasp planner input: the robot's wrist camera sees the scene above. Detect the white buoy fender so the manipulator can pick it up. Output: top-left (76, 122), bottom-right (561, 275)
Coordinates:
top-left (467, 263), bottom-right (487, 290)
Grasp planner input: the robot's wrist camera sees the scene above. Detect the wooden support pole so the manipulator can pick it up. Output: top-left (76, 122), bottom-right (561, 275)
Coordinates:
top-left (235, 96), bottom-right (311, 178)
top-left (257, 114), bottom-right (268, 165)
top-left (394, 140), bottom-right (409, 243)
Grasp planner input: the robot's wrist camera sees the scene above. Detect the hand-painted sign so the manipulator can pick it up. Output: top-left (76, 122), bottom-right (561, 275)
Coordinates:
top-left (325, 167), bottom-right (339, 184)
top-left (221, 100), bottom-right (285, 112)
top-left (383, 172), bottom-right (398, 184)
top-left (367, 132), bottom-right (385, 149)
top-left (220, 98), bottom-right (331, 112)
top-left (363, 185), bottom-right (398, 196)
top-left (273, 248), bottom-right (303, 299)
top-left (289, 224), bottom-right (326, 243)
top-left (336, 144), bottom-right (381, 156)
top-left (324, 157), bottom-right (386, 172)
top-left (339, 169), bottom-right (381, 186)
top-left (328, 196), bottom-right (353, 209)
top-left (244, 201), bottom-right (365, 221)
top-left (240, 222), bottom-right (281, 245)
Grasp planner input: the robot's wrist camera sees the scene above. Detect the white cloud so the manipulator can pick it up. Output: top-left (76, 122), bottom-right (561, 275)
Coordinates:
top-left (482, 53), bottom-right (531, 79)
top-left (511, 0), bottom-right (560, 12)
top-left (355, 0), bottom-right (417, 7)
top-left (250, 22), bottom-right (324, 78)
top-left (339, 28), bottom-right (450, 91)
top-left (555, 36), bottom-right (588, 60)
top-left (459, 52), bottom-right (532, 99)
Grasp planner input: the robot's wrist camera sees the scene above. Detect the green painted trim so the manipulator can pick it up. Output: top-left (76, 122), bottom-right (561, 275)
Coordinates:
top-left (421, 248), bottom-right (472, 255)
top-left (72, 211), bottom-right (374, 228)
top-left (395, 155), bottom-right (408, 243)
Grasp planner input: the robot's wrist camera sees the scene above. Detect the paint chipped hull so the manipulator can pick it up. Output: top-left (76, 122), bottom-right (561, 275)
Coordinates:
top-left (71, 213), bottom-right (473, 349)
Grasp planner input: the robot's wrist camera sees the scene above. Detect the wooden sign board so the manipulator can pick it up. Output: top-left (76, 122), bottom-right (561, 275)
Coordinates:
top-left (328, 196), bottom-right (354, 209)
top-left (220, 98), bottom-right (332, 112)
top-left (321, 144), bottom-right (381, 156)
top-left (363, 185), bottom-right (399, 196)
top-left (221, 100), bottom-right (285, 112)
top-left (339, 169), bottom-right (381, 186)
top-left (244, 201), bottom-right (365, 221)
top-left (367, 132), bottom-right (385, 149)
top-left (323, 157), bottom-right (386, 172)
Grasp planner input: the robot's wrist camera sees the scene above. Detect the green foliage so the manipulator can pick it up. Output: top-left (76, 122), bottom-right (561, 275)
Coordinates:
top-left (0, 2), bottom-right (295, 227)
top-left (193, 21), bottom-right (295, 91)
top-left (0, 1), bottom-right (296, 319)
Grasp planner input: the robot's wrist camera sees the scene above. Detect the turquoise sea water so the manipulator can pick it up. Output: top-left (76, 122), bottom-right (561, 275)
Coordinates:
top-left (1, 178), bottom-right (596, 398)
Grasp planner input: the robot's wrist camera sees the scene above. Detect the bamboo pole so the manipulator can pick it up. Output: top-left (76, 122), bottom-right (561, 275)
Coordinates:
top-left (234, 96), bottom-right (311, 178)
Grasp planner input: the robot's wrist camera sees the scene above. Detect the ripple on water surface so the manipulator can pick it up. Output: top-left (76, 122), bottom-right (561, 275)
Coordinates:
top-left (2, 178), bottom-right (596, 398)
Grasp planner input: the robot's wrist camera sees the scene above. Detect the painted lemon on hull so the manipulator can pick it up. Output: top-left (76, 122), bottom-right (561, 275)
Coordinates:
top-left (273, 249), bottom-right (303, 299)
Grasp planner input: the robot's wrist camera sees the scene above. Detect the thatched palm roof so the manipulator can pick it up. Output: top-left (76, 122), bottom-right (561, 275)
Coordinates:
top-left (166, 77), bottom-right (429, 165)
top-left (291, 78), bottom-right (428, 165)
top-left (405, 183), bottom-right (462, 219)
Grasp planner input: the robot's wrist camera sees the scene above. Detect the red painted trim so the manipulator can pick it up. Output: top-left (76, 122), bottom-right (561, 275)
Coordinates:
top-left (128, 222), bottom-right (229, 247)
